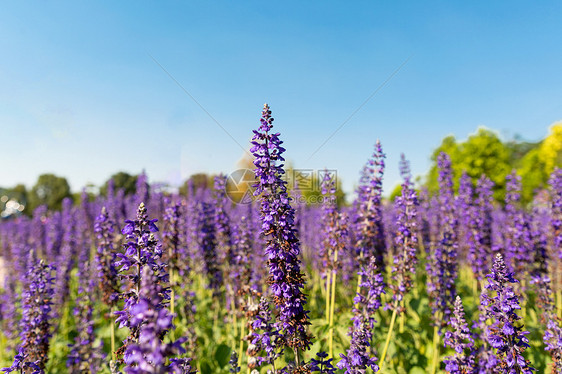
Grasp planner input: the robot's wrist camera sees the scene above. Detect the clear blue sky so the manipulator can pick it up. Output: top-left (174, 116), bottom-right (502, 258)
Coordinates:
top-left (2, 1), bottom-right (562, 196)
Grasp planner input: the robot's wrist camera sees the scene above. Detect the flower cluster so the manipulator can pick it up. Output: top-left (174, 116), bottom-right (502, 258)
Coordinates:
top-left (390, 164), bottom-right (419, 310)
top-left (3, 257), bottom-right (55, 373)
top-left (426, 152), bottom-right (458, 325)
top-left (95, 206), bottom-right (120, 307)
top-left (247, 297), bottom-right (283, 369)
top-left (250, 104), bottom-right (311, 354)
top-left (504, 172), bottom-right (533, 283)
top-left (310, 352), bottom-right (336, 374)
top-left (443, 296), bottom-right (476, 374)
top-left (337, 327), bottom-right (379, 374)
top-left (481, 254), bottom-right (535, 373)
top-left (114, 202), bottom-right (167, 363)
top-left (123, 266), bottom-right (191, 373)
top-left (352, 256), bottom-right (385, 331)
top-left (354, 141), bottom-right (386, 269)
top-left (67, 262), bottom-right (105, 372)
top-left (195, 201), bottom-right (223, 296)
top-left (470, 175), bottom-right (494, 282)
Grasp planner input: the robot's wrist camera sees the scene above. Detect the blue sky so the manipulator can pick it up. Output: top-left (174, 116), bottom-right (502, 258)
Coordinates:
top-left (2, 1), bottom-right (562, 196)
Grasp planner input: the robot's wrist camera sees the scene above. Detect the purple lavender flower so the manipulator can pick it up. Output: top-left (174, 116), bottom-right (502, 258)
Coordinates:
top-left (114, 202), bottom-right (167, 364)
top-left (443, 296), bottom-right (476, 374)
top-left (399, 153), bottom-right (412, 185)
top-left (250, 104), bottom-right (311, 356)
top-left (339, 255), bottom-right (384, 374)
top-left (3, 256), bottom-right (55, 373)
top-left (504, 172), bottom-right (533, 283)
top-left (352, 256), bottom-right (385, 331)
top-left (470, 175), bottom-right (495, 282)
top-left (95, 207), bottom-right (120, 307)
top-left (320, 171), bottom-right (348, 294)
top-left (548, 168), bottom-right (562, 293)
top-left (337, 327), bottom-right (379, 374)
top-left (481, 253), bottom-right (535, 373)
top-left (213, 175), bottom-right (237, 310)
top-left (354, 140), bottom-right (386, 269)
top-left (390, 168), bottom-right (419, 310)
top-left (426, 152), bottom-right (458, 325)
top-left (162, 199), bottom-right (185, 277)
top-left (247, 297), bottom-right (283, 369)
top-left (310, 351), bottom-right (336, 374)
top-left (550, 168), bottom-right (562, 249)
top-left (53, 199), bottom-right (77, 312)
top-left (67, 262), bottom-right (105, 372)
top-left (455, 172), bottom-right (473, 264)
top-left (529, 227), bottom-right (562, 372)
top-left (195, 201), bottom-right (223, 297)
top-left (123, 266), bottom-right (191, 373)
top-left (229, 351), bottom-right (241, 373)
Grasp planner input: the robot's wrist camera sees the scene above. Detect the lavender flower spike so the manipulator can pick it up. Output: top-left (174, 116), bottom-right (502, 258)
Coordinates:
top-left (3, 257), bottom-right (55, 373)
top-left (482, 253), bottom-right (535, 373)
top-left (123, 266), bottom-right (192, 373)
top-left (443, 296), bottom-right (476, 374)
top-left (95, 206), bottom-right (120, 307)
top-left (390, 168), bottom-right (419, 310)
top-left (250, 104), bottom-right (311, 358)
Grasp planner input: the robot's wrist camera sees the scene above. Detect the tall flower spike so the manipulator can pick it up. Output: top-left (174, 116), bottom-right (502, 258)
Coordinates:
top-left (67, 262), bottom-right (105, 372)
top-left (354, 141), bottom-right (386, 269)
top-left (337, 327), bottom-right (379, 374)
top-left (3, 256), bottom-right (55, 373)
top-left (195, 201), bottom-right (223, 297)
top-left (426, 152), bottom-right (458, 325)
top-left (95, 207), bottom-right (120, 307)
top-left (250, 104), bottom-right (311, 358)
top-left (352, 256), bottom-right (385, 331)
top-left (548, 168), bottom-right (562, 294)
top-left (482, 253), bottom-right (535, 373)
top-left (470, 175), bottom-right (494, 282)
top-left (114, 202), bottom-right (167, 364)
top-left (504, 171), bottom-right (533, 283)
top-left (390, 164), bottom-right (419, 310)
top-left (443, 296), bottom-right (476, 374)
top-left (340, 255), bottom-right (383, 374)
top-left (398, 153), bottom-right (412, 186)
top-left (247, 296), bottom-right (283, 369)
top-left (123, 266), bottom-right (192, 373)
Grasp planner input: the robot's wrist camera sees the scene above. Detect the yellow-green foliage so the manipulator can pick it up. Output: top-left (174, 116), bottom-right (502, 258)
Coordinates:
top-left (426, 123), bottom-right (562, 204)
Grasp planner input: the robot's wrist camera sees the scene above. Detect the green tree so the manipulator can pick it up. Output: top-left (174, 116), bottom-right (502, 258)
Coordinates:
top-left (179, 173), bottom-right (215, 196)
top-left (29, 174), bottom-right (72, 212)
top-left (425, 128), bottom-right (512, 201)
top-left (100, 172), bottom-right (138, 196)
top-left (518, 123), bottom-right (562, 204)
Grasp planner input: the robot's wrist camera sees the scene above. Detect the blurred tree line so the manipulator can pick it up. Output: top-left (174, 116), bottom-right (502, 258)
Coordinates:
top-left (422, 122), bottom-right (562, 204)
top-left (2, 123), bottom-right (559, 216)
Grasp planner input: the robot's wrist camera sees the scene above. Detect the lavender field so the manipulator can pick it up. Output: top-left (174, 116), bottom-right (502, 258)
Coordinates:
top-left (0, 104), bottom-right (560, 373)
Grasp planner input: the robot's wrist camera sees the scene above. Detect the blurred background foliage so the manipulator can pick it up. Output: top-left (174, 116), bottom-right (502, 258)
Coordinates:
top-left (2, 123), bottom-right (562, 217)
top-left (419, 122), bottom-right (562, 204)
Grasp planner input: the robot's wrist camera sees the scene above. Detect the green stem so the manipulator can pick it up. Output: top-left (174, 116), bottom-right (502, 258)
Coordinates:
top-left (110, 306), bottom-right (116, 362)
top-left (431, 323), bottom-right (440, 374)
top-left (399, 299), bottom-right (405, 333)
top-left (378, 306), bottom-right (398, 372)
top-left (239, 320), bottom-right (245, 369)
top-left (170, 268), bottom-right (176, 341)
top-left (328, 249), bottom-right (339, 358)
top-left (325, 271), bottom-right (332, 324)
top-left (556, 290), bottom-right (562, 318)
